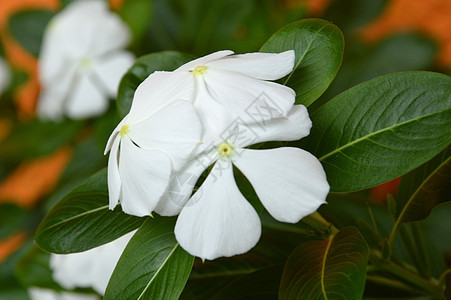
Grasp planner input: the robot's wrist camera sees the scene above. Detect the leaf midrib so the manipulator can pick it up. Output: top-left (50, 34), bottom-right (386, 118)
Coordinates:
top-left (137, 243), bottom-right (179, 299)
top-left (320, 235), bottom-right (334, 300)
top-left (318, 107), bottom-right (451, 161)
top-left (283, 24), bottom-right (328, 85)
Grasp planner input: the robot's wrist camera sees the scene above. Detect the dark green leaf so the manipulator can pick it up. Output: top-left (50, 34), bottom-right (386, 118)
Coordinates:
top-left (117, 51), bottom-right (193, 117)
top-left (260, 18), bottom-right (344, 106)
top-left (279, 227), bottom-right (369, 300)
top-left (0, 203), bottom-right (28, 239)
top-left (35, 169), bottom-right (146, 254)
top-left (105, 216), bottom-right (194, 300)
top-left (300, 71), bottom-right (451, 192)
top-left (396, 146), bottom-right (451, 223)
top-left (8, 10), bottom-right (53, 57)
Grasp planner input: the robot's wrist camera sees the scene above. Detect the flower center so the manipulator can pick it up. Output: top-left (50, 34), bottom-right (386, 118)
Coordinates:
top-left (192, 66), bottom-right (208, 78)
top-left (119, 124), bottom-right (130, 137)
top-left (80, 57), bottom-right (92, 69)
top-left (217, 142), bottom-right (234, 158)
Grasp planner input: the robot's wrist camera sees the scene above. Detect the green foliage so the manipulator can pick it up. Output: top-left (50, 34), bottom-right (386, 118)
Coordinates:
top-left (279, 227), bottom-right (369, 299)
top-left (35, 169), bottom-right (146, 254)
top-left (301, 71), bottom-right (451, 192)
top-left (260, 18), bottom-right (344, 107)
top-left (15, 245), bottom-right (62, 291)
top-left (0, 204), bottom-right (28, 239)
top-left (105, 217), bottom-right (194, 300)
top-left (119, 0), bottom-right (153, 48)
top-left (117, 51), bottom-right (193, 117)
top-left (8, 10), bottom-right (53, 57)
top-left (396, 146), bottom-right (451, 223)
top-left (0, 120), bottom-right (84, 166)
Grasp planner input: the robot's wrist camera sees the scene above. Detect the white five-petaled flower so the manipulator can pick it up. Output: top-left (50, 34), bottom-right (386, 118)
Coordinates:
top-left (50, 230), bottom-right (136, 296)
top-left (163, 105), bottom-right (330, 260)
top-left (37, 0), bottom-right (135, 120)
top-left (174, 50), bottom-right (296, 143)
top-left (105, 71), bottom-right (202, 217)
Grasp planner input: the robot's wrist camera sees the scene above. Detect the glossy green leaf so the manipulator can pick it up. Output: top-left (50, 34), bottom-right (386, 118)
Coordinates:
top-left (396, 146), bottom-right (451, 223)
top-left (8, 10), bottom-right (53, 57)
top-left (279, 227), bottom-right (369, 300)
top-left (300, 71), bottom-right (451, 192)
top-left (105, 216), bottom-right (194, 300)
top-left (117, 51), bottom-right (193, 117)
top-left (35, 169), bottom-right (146, 254)
top-left (260, 18), bottom-right (344, 106)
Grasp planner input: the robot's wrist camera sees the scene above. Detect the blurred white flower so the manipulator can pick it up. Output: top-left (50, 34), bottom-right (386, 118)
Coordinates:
top-left (29, 288), bottom-right (99, 300)
top-left (166, 105), bottom-right (330, 260)
top-left (50, 230), bottom-right (136, 296)
top-left (0, 57), bottom-right (10, 96)
top-left (174, 50), bottom-right (296, 142)
top-left (105, 71), bottom-right (202, 217)
top-left (37, 0), bottom-right (135, 120)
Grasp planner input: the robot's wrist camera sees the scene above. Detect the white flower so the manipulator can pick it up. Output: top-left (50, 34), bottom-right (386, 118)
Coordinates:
top-left (0, 57), bottom-right (10, 96)
top-left (158, 105), bottom-right (330, 260)
top-left (105, 71), bottom-right (202, 217)
top-left (29, 288), bottom-right (99, 300)
top-left (37, 0), bottom-right (135, 120)
top-left (173, 50), bottom-right (296, 142)
top-left (50, 230), bottom-right (136, 296)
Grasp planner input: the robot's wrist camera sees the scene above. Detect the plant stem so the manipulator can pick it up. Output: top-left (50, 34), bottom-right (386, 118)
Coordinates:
top-left (366, 275), bottom-right (422, 293)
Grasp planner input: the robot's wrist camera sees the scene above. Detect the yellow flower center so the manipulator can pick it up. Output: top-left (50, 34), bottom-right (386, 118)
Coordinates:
top-left (119, 124), bottom-right (130, 137)
top-left (217, 142), bottom-right (234, 158)
top-left (80, 57), bottom-right (92, 69)
top-left (192, 66), bottom-right (208, 78)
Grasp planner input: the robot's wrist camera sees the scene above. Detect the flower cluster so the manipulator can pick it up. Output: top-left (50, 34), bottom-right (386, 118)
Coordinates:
top-left (37, 0), bottom-right (134, 120)
top-left (106, 50), bottom-right (330, 260)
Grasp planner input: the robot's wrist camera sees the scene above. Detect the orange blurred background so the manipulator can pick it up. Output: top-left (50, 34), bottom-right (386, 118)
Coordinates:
top-left (0, 0), bottom-right (450, 262)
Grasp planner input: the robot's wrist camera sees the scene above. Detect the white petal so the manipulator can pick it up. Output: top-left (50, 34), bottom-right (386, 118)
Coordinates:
top-left (176, 50), bottom-right (234, 71)
top-left (175, 162), bottom-right (261, 260)
top-left (107, 137), bottom-right (121, 210)
top-left (128, 71), bottom-right (195, 124)
top-left (104, 117), bottom-right (127, 154)
top-left (207, 50), bottom-right (295, 80)
top-left (234, 148), bottom-right (329, 223)
top-left (229, 105), bottom-right (312, 148)
top-left (91, 51), bottom-right (135, 97)
top-left (65, 73), bottom-right (108, 119)
top-left (119, 138), bottom-right (171, 217)
top-left (0, 58), bottom-right (9, 95)
top-left (90, 12), bottom-right (131, 56)
top-left (28, 288), bottom-right (99, 300)
top-left (50, 231), bottom-right (135, 296)
top-left (154, 148), bottom-right (215, 216)
top-left (204, 69), bottom-right (295, 124)
top-left (129, 100), bottom-right (202, 170)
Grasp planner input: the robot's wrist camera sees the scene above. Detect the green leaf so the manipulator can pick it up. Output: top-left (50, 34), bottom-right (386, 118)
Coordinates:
top-left (8, 10), bottom-right (53, 57)
top-left (396, 146), bottom-right (451, 223)
top-left (279, 227), bottom-right (369, 300)
top-left (15, 245), bottom-right (62, 290)
top-left (300, 71), bottom-right (451, 192)
top-left (0, 203), bottom-right (28, 239)
top-left (117, 51), bottom-right (193, 117)
top-left (260, 18), bottom-right (344, 107)
top-left (35, 169), bottom-right (146, 254)
top-left (105, 216), bottom-right (194, 300)
top-left (0, 119), bottom-right (84, 166)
